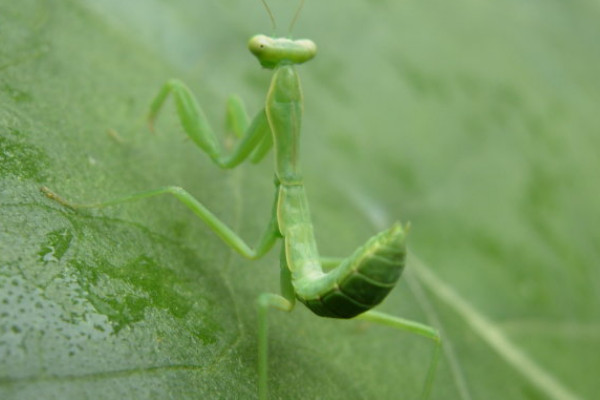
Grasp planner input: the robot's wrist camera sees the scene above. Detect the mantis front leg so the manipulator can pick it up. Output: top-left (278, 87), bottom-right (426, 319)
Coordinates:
top-left (148, 79), bottom-right (273, 167)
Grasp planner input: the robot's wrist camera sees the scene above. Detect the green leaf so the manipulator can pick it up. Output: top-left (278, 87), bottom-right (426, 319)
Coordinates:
top-left (1, 1), bottom-right (598, 399)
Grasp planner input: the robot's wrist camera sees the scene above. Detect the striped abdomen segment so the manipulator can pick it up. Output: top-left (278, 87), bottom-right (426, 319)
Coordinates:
top-left (295, 223), bottom-right (407, 319)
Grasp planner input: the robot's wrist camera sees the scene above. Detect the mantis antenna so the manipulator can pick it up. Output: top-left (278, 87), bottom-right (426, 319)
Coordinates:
top-left (288, 0), bottom-right (306, 34)
top-left (259, 0), bottom-right (306, 35)
top-left (260, 0), bottom-right (277, 31)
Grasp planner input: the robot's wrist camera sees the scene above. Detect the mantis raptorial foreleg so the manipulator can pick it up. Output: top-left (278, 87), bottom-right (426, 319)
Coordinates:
top-left (149, 79), bottom-right (273, 168)
top-left (42, 2), bottom-right (442, 398)
top-left (225, 95), bottom-right (274, 162)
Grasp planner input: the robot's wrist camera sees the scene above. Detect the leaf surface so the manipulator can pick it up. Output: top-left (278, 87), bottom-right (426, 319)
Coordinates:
top-left (1, 1), bottom-right (598, 399)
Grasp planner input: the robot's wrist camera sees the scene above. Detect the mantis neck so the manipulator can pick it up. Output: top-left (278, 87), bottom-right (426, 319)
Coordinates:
top-left (266, 65), bottom-right (304, 184)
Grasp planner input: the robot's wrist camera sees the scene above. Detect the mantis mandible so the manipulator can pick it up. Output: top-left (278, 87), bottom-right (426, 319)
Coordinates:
top-left (42, 1), bottom-right (442, 398)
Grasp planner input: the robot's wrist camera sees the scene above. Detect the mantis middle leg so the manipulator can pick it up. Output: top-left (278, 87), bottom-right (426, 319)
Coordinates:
top-left (41, 183), bottom-right (282, 260)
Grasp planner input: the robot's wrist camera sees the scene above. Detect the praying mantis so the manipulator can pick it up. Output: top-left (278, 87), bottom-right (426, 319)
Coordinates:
top-left (42, 1), bottom-right (442, 398)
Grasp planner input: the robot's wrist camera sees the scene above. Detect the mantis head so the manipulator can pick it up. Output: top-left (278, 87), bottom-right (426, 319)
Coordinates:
top-left (248, 35), bottom-right (317, 69)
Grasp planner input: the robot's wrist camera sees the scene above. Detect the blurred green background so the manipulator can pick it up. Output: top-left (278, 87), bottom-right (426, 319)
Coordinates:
top-left (1, 0), bottom-right (598, 399)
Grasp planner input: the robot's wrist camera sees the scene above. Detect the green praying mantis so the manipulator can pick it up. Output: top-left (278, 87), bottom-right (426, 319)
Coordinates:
top-left (42, 1), bottom-right (442, 398)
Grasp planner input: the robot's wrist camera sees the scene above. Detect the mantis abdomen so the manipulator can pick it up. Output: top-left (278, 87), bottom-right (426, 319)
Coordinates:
top-left (279, 185), bottom-right (407, 319)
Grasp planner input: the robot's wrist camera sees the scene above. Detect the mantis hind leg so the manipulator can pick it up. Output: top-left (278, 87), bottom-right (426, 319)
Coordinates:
top-left (356, 310), bottom-right (442, 399)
